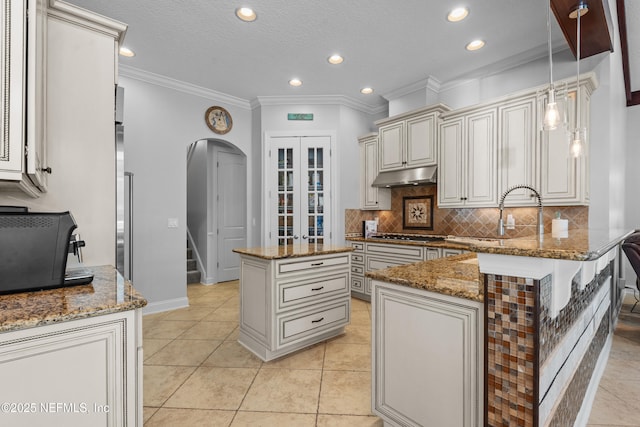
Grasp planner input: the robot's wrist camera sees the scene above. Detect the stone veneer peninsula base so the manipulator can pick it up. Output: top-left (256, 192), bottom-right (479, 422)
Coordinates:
top-left (233, 244), bottom-right (353, 361)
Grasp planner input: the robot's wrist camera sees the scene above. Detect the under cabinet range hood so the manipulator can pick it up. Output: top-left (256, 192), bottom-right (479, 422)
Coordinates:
top-left (371, 166), bottom-right (437, 187)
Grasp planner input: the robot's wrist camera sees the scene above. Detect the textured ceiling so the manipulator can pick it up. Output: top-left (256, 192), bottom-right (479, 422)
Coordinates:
top-left (63, 0), bottom-right (619, 109)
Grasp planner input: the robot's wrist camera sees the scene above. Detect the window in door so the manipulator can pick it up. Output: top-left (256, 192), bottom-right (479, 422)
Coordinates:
top-left (270, 136), bottom-right (331, 247)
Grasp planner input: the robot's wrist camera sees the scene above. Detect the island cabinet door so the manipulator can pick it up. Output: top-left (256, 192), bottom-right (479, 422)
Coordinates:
top-left (372, 281), bottom-right (483, 427)
top-left (0, 310), bottom-right (139, 427)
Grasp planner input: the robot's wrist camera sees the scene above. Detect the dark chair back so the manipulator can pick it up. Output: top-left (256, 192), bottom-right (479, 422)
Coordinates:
top-left (622, 232), bottom-right (640, 312)
top-left (622, 232), bottom-right (640, 280)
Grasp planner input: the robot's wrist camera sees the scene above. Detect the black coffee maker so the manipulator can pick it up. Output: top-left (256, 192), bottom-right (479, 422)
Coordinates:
top-left (0, 207), bottom-right (93, 294)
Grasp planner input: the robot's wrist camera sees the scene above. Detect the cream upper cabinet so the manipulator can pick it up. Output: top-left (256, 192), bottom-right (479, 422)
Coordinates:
top-left (359, 133), bottom-right (390, 210)
top-left (376, 105), bottom-right (449, 172)
top-left (439, 108), bottom-right (498, 208)
top-left (437, 73), bottom-right (596, 208)
top-left (498, 96), bottom-right (538, 206)
top-left (539, 78), bottom-right (594, 206)
top-left (0, 0), bottom-right (48, 197)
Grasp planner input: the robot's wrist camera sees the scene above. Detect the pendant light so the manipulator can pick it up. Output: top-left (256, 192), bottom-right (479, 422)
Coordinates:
top-left (569, 2), bottom-right (588, 158)
top-left (543, 0), bottom-right (560, 131)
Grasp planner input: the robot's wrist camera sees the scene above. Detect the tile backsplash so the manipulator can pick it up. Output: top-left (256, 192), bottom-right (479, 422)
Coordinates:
top-left (345, 185), bottom-right (588, 238)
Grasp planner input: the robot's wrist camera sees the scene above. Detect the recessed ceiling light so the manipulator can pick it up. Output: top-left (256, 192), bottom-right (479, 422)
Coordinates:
top-left (360, 87), bottom-right (374, 94)
top-left (289, 78), bottom-right (302, 87)
top-left (447, 7), bottom-right (469, 22)
top-left (466, 39), bottom-right (485, 51)
top-left (119, 46), bottom-right (135, 57)
top-left (328, 54), bottom-right (344, 65)
top-left (236, 7), bottom-right (257, 22)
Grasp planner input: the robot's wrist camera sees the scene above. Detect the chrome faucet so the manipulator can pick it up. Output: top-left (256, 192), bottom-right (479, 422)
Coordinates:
top-left (498, 185), bottom-right (544, 238)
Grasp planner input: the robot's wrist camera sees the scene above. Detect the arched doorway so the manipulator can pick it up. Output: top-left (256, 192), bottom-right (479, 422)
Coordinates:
top-left (187, 139), bottom-right (247, 284)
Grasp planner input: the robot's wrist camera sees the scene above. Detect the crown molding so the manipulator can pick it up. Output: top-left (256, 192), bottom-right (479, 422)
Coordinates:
top-left (48, 0), bottom-right (127, 43)
top-left (381, 76), bottom-right (442, 101)
top-left (253, 95), bottom-right (387, 115)
top-left (118, 65), bottom-right (252, 110)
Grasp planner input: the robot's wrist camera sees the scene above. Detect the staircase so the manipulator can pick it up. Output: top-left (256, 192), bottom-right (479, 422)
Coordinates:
top-left (187, 241), bottom-right (201, 284)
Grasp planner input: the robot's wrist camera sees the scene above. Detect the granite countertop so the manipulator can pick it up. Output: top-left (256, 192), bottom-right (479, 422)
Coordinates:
top-left (233, 243), bottom-right (354, 260)
top-left (454, 228), bottom-right (634, 261)
top-left (348, 228), bottom-right (634, 261)
top-left (0, 266), bottom-right (147, 333)
top-left (366, 253), bottom-right (482, 302)
top-left (346, 235), bottom-right (470, 251)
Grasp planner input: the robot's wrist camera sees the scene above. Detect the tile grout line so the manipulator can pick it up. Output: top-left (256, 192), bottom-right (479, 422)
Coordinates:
top-left (315, 341), bottom-right (328, 426)
top-left (143, 287), bottom-right (240, 424)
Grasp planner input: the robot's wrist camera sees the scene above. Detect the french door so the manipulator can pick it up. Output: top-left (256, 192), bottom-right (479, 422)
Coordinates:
top-left (269, 136), bottom-right (331, 246)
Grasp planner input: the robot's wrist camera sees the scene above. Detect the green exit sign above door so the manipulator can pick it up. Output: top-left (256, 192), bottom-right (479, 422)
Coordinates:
top-left (287, 113), bottom-right (314, 121)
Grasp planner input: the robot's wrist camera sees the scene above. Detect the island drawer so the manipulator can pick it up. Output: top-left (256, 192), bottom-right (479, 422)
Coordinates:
top-left (278, 299), bottom-right (350, 347)
top-left (276, 253), bottom-right (350, 276)
top-left (350, 242), bottom-right (364, 252)
top-left (366, 256), bottom-right (414, 272)
top-left (351, 253), bottom-right (364, 264)
top-left (277, 273), bottom-right (349, 311)
top-left (365, 243), bottom-right (424, 260)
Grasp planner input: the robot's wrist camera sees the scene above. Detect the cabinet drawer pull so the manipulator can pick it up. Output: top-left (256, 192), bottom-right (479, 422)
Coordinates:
top-left (311, 286), bottom-right (324, 291)
top-left (311, 262), bottom-right (324, 266)
top-left (311, 317), bottom-right (324, 323)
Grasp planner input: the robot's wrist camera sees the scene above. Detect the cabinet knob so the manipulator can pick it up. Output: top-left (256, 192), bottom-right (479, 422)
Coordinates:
top-left (39, 167), bottom-right (52, 174)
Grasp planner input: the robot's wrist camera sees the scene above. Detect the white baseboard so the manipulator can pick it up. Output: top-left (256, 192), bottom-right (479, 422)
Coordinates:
top-left (142, 297), bottom-right (189, 315)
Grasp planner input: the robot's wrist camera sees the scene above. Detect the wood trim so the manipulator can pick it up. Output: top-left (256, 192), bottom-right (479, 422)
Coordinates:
top-left (551, 0), bottom-right (613, 59)
top-left (617, 0), bottom-right (640, 106)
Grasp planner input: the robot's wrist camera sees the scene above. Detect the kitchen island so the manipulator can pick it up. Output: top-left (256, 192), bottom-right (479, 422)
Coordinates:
top-left (369, 229), bottom-right (632, 427)
top-left (233, 244), bottom-right (353, 361)
top-left (0, 266), bottom-right (147, 427)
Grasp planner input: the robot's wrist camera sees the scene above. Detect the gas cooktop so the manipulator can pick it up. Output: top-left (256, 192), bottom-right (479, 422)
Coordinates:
top-left (369, 234), bottom-right (445, 243)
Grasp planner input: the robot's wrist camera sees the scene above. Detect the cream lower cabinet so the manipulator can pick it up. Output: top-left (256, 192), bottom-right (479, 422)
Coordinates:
top-left (238, 252), bottom-right (351, 361)
top-left (350, 241), bottom-right (366, 296)
top-left (364, 243), bottom-right (425, 302)
top-left (372, 280), bottom-right (483, 427)
top-left (0, 310), bottom-right (143, 427)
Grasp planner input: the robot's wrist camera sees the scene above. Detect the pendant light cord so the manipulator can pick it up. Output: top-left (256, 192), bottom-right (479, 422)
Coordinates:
top-left (576, 4), bottom-right (581, 130)
top-left (548, 0), bottom-right (554, 88)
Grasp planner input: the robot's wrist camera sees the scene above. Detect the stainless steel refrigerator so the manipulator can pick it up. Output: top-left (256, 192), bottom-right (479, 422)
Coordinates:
top-left (115, 86), bottom-right (133, 280)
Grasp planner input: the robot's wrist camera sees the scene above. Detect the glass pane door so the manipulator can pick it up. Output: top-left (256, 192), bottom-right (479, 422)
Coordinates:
top-left (276, 148), bottom-right (295, 246)
top-left (305, 147), bottom-right (324, 244)
top-left (269, 135), bottom-right (331, 247)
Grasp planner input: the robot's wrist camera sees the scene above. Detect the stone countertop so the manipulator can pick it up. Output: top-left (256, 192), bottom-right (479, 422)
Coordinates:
top-left (0, 266), bottom-right (147, 333)
top-left (346, 236), bottom-right (471, 251)
top-left (455, 228), bottom-right (634, 261)
top-left (366, 253), bottom-right (482, 302)
top-left (348, 228), bottom-right (634, 261)
top-left (233, 243), bottom-right (354, 260)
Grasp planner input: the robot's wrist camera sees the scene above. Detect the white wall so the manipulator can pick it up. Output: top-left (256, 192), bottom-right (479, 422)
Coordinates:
top-left (119, 74), bottom-right (253, 312)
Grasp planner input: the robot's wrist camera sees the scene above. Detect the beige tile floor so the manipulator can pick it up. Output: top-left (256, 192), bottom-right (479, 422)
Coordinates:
top-left (142, 280), bottom-right (382, 426)
top-left (143, 281), bottom-right (640, 426)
